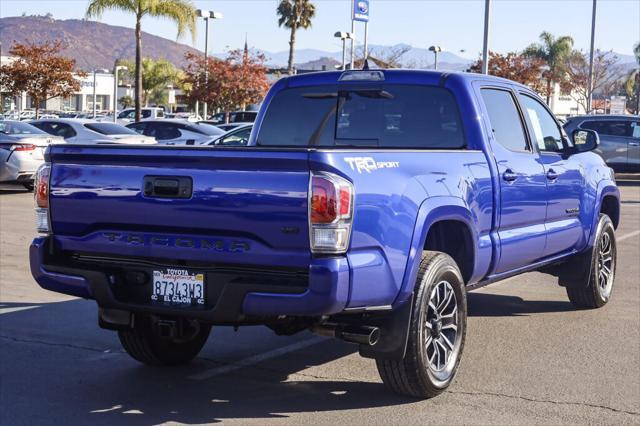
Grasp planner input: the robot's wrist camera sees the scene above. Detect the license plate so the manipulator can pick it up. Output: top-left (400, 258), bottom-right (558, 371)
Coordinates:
top-left (151, 269), bottom-right (205, 306)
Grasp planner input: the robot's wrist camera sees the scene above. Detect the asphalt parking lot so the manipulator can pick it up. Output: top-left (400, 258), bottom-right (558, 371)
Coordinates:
top-left (1, 182), bottom-right (639, 425)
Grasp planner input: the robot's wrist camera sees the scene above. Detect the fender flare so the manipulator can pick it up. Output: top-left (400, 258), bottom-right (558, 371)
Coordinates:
top-left (359, 197), bottom-right (478, 360)
top-left (393, 196), bottom-right (478, 308)
top-left (587, 180), bottom-right (620, 248)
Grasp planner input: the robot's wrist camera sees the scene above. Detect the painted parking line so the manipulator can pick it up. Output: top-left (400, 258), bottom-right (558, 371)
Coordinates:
top-left (189, 336), bottom-right (326, 381)
top-left (0, 305), bottom-right (40, 315)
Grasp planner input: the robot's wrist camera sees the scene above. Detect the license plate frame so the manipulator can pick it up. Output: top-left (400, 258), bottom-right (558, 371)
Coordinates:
top-left (151, 268), bottom-right (205, 306)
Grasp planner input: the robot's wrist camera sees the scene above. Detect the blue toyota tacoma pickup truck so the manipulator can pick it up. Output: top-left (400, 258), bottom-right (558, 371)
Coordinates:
top-left (30, 70), bottom-right (620, 398)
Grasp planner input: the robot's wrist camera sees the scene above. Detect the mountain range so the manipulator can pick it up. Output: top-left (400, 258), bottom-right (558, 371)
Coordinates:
top-left (1, 16), bottom-right (636, 73)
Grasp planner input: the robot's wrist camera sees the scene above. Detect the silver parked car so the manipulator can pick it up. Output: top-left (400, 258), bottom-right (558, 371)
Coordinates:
top-left (0, 121), bottom-right (65, 190)
top-left (563, 115), bottom-right (640, 172)
top-left (127, 119), bottom-right (224, 145)
top-left (30, 119), bottom-right (156, 145)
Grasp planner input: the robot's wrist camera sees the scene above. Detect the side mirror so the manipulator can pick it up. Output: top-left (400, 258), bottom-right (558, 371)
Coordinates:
top-left (572, 129), bottom-right (599, 153)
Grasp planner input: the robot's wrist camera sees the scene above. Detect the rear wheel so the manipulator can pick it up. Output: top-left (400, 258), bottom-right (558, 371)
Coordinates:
top-left (118, 315), bottom-right (211, 366)
top-left (563, 214), bottom-right (616, 309)
top-left (22, 182), bottom-right (34, 192)
top-left (376, 251), bottom-right (467, 398)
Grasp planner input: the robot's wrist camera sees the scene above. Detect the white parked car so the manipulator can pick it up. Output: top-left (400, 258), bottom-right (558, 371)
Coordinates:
top-left (0, 120), bottom-right (65, 190)
top-left (30, 119), bottom-right (157, 145)
top-left (126, 119), bottom-right (224, 145)
top-left (117, 107), bottom-right (165, 123)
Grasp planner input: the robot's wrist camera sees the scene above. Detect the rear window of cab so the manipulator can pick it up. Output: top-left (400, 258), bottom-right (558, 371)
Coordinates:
top-left (256, 84), bottom-right (466, 149)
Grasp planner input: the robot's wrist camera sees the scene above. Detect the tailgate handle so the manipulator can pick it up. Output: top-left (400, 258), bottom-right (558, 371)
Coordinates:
top-left (143, 176), bottom-right (192, 199)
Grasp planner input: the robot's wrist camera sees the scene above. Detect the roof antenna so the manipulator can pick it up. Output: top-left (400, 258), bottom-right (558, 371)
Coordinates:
top-left (362, 59), bottom-right (370, 71)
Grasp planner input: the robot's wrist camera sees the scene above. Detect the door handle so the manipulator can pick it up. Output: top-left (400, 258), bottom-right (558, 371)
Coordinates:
top-left (546, 169), bottom-right (558, 180)
top-left (502, 169), bottom-right (517, 182)
top-left (143, 176), bottom-right (192, 198)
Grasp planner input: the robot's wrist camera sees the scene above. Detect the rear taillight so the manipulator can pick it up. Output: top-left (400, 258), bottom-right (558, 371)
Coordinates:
top-left (309, 172), bottom-right (354, 254)
top-left (34, 163), bottom-right (51, 233)
top-left (13, 144), bottom-right (36, 151)
top-left (0, 143), bottom-right (36, 151)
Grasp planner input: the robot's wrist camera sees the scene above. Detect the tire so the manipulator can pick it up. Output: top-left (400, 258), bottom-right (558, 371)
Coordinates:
top-left (23, 183), bottom-right (34, 192)
top-left (376, 251), bottom-right (467, 398)
top-left (563, 214), bottom-right (616, 309)
top-left (118, 315), bottom-right (211, 366)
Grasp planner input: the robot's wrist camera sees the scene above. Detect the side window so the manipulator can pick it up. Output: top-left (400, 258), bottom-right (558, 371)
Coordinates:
top-left (127, 123), bottom-right (146, 135)
top-left (31, 122), bottom-right (52, 134)
top-left (631, 122), bottom-right (640, 139)
top-left (119, 110), bottom-right (135, 119)
top-left (481, 89), bottom-right (529, 152)
top-left (141, 110), bottom-right (152, 119)
top-left (153, 123), bottom-right (181, 140)
top-left (585, 120), bottom-right (632, 137)
top-left (519, 94), bottom-right (564, 152)
top-left (47, 122), bottom-right (76, 139)
top-left (216, 127), bottom-right (251, 146)
top-left (156, 109), bottom-right (164, 118)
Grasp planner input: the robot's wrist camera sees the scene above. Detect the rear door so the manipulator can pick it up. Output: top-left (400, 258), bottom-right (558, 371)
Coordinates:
top-left (477, 86), bottom-right (547, 274)
top-left (518, 92), bottom-right (584, 257)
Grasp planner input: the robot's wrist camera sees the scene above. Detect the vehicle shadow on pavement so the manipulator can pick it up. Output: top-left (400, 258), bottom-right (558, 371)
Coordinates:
top-left (0, 300), bottom-right (416, 425)
top-left (467, 292), bottom-right (574, 317)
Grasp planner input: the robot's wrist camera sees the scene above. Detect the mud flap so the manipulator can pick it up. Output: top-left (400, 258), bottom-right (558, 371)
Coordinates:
top-left (358, 294), bottom-right (413, 360)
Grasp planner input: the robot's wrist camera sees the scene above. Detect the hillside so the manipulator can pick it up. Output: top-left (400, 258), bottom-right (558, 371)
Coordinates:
top-left (1, 16), bottom-right (635, 73)
top-left (0, 15), bottom-right (201, 71)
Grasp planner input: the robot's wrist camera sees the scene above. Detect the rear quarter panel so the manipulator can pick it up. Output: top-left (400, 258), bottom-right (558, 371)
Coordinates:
top-left (310, 150), bottom-right (493, 308)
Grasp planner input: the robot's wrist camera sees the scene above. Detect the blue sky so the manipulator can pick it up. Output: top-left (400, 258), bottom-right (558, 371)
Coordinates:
top-left (1, 0), bottom-right (638, 58)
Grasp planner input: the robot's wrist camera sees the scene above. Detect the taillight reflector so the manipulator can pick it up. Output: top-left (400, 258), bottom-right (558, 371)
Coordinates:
top-left (13, 144), bottom-right (36, 151)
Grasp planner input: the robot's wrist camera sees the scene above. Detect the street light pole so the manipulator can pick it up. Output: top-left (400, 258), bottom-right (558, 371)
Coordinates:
top-left (92, 70), bottom-right (97, 118)
top-left (203, 16), bottom-right (209, 119)
top-left (429, 46), bottom-right (442, 70)
top-left (197, 10), bottom-right (223, 120)
top-left (334, 32), bottom-right (354, 71)
top-left (587, 0), bottom-right (597, 114)
top-left (350, 1), bottom-right (355, 69)
top-left (113, 64), bottom-right (127, 122)
top-left (481, 0), bottom-right (491, 74)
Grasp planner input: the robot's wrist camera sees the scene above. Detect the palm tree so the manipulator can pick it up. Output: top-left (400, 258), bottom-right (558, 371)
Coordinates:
top-left (523, 31), bottom-right (574, 103)
top-left (277, 0), bottom-right (316, 74)
top-left (120, 58), bottom-right (182, 106)
top-left (86, 0), bottom-right (196, 121)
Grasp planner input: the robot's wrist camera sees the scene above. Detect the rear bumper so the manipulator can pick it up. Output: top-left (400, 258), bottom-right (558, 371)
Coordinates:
top-left (29, 237), bottom-right (350, 322)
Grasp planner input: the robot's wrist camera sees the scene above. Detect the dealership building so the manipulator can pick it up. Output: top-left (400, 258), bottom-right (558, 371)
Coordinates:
top-left (1, 56), bottom-right (117, 113)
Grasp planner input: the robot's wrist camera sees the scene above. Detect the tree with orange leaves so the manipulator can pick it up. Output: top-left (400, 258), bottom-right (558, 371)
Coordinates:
top-left (182, 49), bottom-right (269, 115)
top-left (0, 41), bottom-right (85, 118)
top-left (469, 52), bottom-right (549, 99)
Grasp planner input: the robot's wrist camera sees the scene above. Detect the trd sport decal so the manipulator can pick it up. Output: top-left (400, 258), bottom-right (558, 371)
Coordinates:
top-left (344, 157), bottom-right (400, 174)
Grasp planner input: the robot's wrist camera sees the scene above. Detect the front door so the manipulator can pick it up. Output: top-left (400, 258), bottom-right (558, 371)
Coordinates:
top-left (518, 93), bottom-right (584, 257)
top-left (478, 86), bottom-right (548, 274)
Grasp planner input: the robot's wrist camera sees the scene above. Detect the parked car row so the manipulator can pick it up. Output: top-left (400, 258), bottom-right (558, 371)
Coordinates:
top-left (30, 119), bottom-right (156, 145)
top-left (1, 115), bottom-right (255, 190)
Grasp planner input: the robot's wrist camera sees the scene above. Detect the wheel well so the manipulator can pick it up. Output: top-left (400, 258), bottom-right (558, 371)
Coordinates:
top-left (600, 195), bottom-right (619, 229)
top-left (424, 220), bottom-right (474, 283)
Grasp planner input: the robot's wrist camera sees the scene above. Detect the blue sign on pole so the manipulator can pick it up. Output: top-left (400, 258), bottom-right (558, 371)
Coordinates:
top-left (352, 0), bottom-right (370, 22)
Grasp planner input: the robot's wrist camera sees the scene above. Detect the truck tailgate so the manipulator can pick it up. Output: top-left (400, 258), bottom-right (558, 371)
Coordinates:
top-left (47, 146), bottom-right (311, 268)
